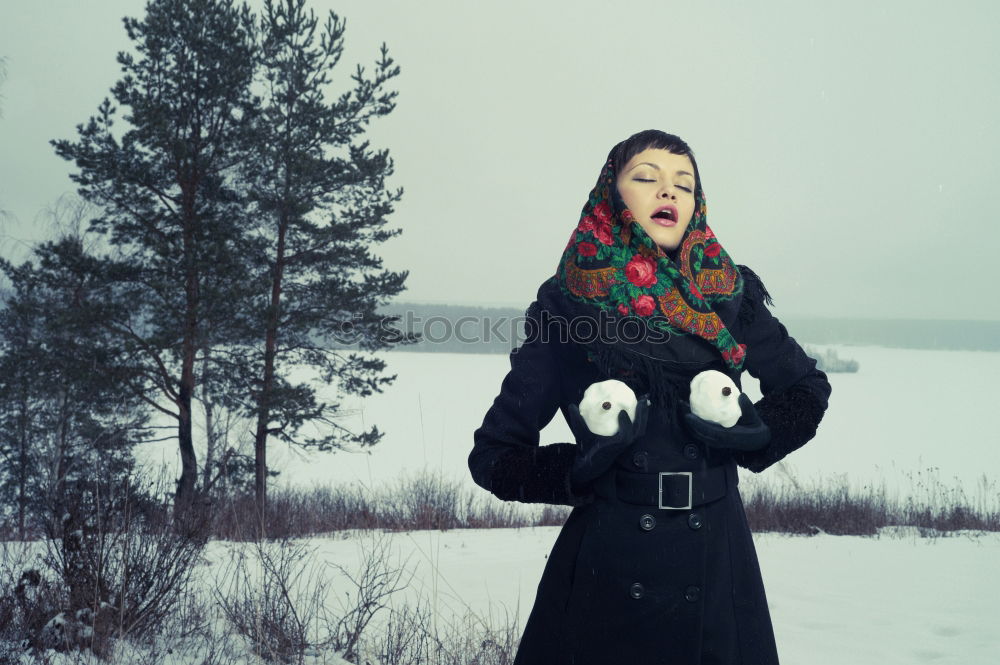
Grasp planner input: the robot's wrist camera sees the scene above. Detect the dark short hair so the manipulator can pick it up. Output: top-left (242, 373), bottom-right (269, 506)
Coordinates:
top-left (609, 130), bottom-right (701, 192)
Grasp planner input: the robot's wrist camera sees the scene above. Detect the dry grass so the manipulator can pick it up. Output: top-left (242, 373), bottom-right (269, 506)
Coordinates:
top-left (1, 526), bottom-right (521, 664)
top-left (740, 467), bottom-right (1000, 536)
top-left (207, 470), bottom-right (568, 541)
top-left (203, 466), bottom-right (999, 541)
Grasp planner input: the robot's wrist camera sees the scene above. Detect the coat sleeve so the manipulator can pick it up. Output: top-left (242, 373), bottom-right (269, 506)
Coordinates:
top-left (731, 265), bottom-right (833, 473)
top-left (468, 304), bottom-right (593, 507)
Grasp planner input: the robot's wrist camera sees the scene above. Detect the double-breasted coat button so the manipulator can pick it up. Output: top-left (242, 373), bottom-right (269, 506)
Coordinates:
top-left (687, 512), bottom-right (703, 530)
top-left (629, 582), bottom-right (645, 599)
top-left (632, 451), bottom-right (648, 470)
top-left (684, 585), bottom-right (701, 602)
top-left (683, 443), bottom-right (700, 460)
top-left (639, 514), bottom-right (656, 531)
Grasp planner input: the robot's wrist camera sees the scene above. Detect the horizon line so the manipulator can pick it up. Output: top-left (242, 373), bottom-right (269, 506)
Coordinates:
top-left (382, 301), bottom-right (1000, 323)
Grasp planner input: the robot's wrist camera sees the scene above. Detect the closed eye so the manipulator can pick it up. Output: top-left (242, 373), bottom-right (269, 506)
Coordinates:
top-left (677, 186), bottom-right (692, 192)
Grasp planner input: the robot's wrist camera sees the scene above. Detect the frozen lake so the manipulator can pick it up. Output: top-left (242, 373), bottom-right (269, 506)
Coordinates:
top-left (139, 344), bottom-right (1000, 510)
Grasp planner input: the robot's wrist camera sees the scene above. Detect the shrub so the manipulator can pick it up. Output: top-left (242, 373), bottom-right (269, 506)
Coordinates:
top-left (209, 469), bottom-right (565, 540)
top-left (215, 531), bottom-right (412, 664)
top-left (740, 467), bottom-right (1000, 536)
top-left (0, 476), bottom-right (208, 660)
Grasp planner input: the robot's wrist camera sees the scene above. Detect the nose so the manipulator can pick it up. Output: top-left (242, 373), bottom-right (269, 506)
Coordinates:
top-left (658, 185), bottom-right (677, 200)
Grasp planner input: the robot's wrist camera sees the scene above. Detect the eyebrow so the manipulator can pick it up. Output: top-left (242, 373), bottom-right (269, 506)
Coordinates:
top-left (629, 162), bottom-right (694, 177)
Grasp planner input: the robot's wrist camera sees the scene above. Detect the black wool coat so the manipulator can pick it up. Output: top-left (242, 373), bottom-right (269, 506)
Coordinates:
top-left (468, 266), bottom-right (832, 665)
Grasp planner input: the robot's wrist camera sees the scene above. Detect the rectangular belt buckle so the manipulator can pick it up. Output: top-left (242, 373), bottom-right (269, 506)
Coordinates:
top-left (658, 471), bottom-right (693, 510)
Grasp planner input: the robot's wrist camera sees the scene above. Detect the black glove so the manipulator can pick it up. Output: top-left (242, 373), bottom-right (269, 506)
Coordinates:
top-left (566, 395), bottom-right (650, 489)
top-left (680, 393), bottom-right (771, 452)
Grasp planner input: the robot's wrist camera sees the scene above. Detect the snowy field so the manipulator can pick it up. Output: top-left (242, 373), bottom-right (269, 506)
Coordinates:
top-left (126, 345), bottom-right (1000, 663)
top-left (204, 526), bottom-right (995, 665)
top-left (10, 526), bottom-right (997, 664)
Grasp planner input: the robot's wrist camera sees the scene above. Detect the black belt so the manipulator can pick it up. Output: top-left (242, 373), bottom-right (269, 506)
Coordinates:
top-left (593, 461), bottom-right (738, 509)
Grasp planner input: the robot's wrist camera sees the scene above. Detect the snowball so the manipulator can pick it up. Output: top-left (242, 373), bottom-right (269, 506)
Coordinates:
top-left (689, 370), bottom-right (742, 427)
top-left (578, 379), bottom-right (637, 436)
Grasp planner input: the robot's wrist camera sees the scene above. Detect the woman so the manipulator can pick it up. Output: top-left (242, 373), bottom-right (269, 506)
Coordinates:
top-left (468, 130), bottom-right (831, 664)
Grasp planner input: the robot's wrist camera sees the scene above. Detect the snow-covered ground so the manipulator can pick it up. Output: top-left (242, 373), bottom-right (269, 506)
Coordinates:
top-left (243, 526), bottom-right (997, 665)
top-left (7, 526), bottom-right (998, 664)
top-left (123, 345), bottom-right (1000, 663)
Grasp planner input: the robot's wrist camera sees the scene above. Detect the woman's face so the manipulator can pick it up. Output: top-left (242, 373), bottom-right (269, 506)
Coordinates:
top-left (616, 148), bottom-right (697, 253)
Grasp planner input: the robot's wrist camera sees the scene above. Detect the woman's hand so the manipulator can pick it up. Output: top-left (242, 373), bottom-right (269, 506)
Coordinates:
top-left (681, 393), bottom-right (772, 451)
top-left (566, 395), bottom-right (650, 489)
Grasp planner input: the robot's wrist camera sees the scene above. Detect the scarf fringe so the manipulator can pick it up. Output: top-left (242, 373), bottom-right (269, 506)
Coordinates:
top-left (736, 264), bottom-right (774, 327)
top-left (584, 342), bottom-right (690, 413)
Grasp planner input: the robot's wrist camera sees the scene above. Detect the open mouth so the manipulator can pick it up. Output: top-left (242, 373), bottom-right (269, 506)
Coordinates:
top-left (651, 206), bottom-right (678, 225)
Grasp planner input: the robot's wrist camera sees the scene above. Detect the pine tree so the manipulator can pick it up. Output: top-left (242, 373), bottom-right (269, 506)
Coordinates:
top-left (49, 0), bottom-right (413, 522)
top-left (0, 228), bottom-right (148, 539)
top-left (51, 0), bottom-right (259, 513)
top-left (240, 0), bottom-right (413, 517)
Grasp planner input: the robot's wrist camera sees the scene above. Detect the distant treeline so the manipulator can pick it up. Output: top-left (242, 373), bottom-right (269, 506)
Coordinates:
top-left (366, 304), bottom-right (1000, 354)
top-left (372, 303), bottom-right (527, 355)
top-left (801, 345), bottom-right (858, 373)
top-left (781, 318), bottom-right (1000, 352)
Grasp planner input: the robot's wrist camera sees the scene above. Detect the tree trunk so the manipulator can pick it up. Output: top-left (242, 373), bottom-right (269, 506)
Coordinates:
top-left (175, 384), bottom-right (197, 514)
top-left (17, 430), bottom-right (25, 539)
top-left (16, 387), bottom-right (29, 541)
top-left (175, 185), bottom-right (200, 516)
top-left (201, 355), bottom-right (216, 493)
top-left (253, 205), bottom-right (289, 533)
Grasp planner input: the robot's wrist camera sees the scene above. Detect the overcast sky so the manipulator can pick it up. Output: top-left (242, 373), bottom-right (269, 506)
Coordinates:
top-left (1, 0), bottom-right (998, 319)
